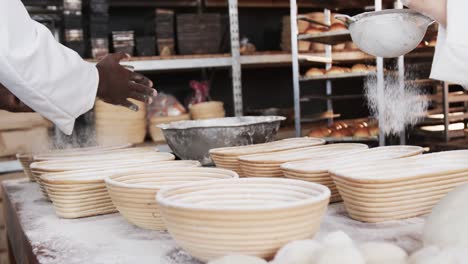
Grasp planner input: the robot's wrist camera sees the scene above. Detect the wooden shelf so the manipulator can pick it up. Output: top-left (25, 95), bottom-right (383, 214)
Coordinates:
top-left (205, 0), bottom-right (394, 8)
top-left (300, 71), bottom-right (373, 81)
top-left (297, 15), bottom-right (330, 28)
top-left (85, 47), bottom-right (434, 72)
top-left (301, 94), bottom-right (363, 102)
top-left (110, 0), bottom-right (198, 7)
top-left (298, 30), bottom-right (351, 45)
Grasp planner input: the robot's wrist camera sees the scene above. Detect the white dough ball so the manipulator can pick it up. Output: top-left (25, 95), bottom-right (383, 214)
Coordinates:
top-left (208, 255), bottom-right (267, 264)
top-left (408, 246), bottom-right (441, 264)
top-left (315, 245), bottom-right (365, 264)
top-left (322, 231), bottom-right (354, 247)
top-left (359, 242), bottom-right (408, 264)
top-left (423, 183), bottom-right (468, 248)
top-left (409, 246), bottom-right (468, 264)
top-left (272, 240), bottom-right (322, 264)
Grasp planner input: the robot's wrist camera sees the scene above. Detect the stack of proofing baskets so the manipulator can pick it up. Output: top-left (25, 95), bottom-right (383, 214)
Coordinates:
top-left (94, 99), bottom-right (147, 145)
top-left (210, 137), bottom-right (326, 176)
top-left (330, 150), bottom-right (468, 222)
top-left (281, 146), bottom-right (424, 202)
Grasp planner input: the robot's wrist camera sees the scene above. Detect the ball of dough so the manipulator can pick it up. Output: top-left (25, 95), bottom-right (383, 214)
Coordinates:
top-left (322, 231), bottom-right (354, 247)
top-left (423, 183), bottom-right (468, 248)
top-left (409, 246), bottom-right (468, 264)
top-left (359, 242), bottom-right (408, 264)
top-left (273, 240), bottom-right (322, 264)
top-left (208, 255), bottom-right (267, 264)
top-left (315, 245), bottom-right (365, 264)
top-left (408, 246), bottom-right (441, 264)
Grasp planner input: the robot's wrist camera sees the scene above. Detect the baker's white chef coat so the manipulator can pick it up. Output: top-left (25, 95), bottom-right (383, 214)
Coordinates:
top-left (430, 0), bottom-right (468, 89)
top-left (0, 0), bottom-right (99, 135)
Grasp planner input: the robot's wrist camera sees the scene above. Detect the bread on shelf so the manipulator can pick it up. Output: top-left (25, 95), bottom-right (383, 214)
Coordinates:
top-left (344, 41), bottom-right (359, 51)
top-left (305, 68), bottom-right (325, 77)
top-left (326, 66), bottom-right (349, 75)
top-left (308, 127), bottom-right (332, 138)
top-left (329, 22), bottom-right (347, 32)
top-left (305, 27), bottom-right (325, 35)
top-left (353, 126), bottom-right (370, 137)
top-left (298, 20), bottom-right (310, 34)
top-left (298, 40), bottom-right (312, 52)
top-left (351, 64), bottom-right (369, 73)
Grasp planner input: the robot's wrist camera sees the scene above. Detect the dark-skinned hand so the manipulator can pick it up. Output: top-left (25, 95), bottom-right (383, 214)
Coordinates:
top-left (96, 52), bottom-right (157, 111)
top-left (0, 82), bottom-right (33, 112)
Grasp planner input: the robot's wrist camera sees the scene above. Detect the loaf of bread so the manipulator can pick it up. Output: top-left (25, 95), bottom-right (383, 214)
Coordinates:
top-left (327, 66), bottom-right (347, 75)
top-left (298, 20), bottom-right (310, 34)
top-left (308, 127), bottom-right (332, 138)
top-left (306, 27), bottom-right (325, 34)
top-left (298, 41), bottom-right (312, 52)
top-left (329, 23), bottom-right (347, 32)
top-left (305, 68), bottom-right (325, 77)
top-left (354, 126), bottom-right (370, 137)
top-left (351, 64), bottom-right (369, 73)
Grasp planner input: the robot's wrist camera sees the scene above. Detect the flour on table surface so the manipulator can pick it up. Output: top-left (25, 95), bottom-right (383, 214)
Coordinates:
top-left (316, 203), bottom-right (425, 253)
top-left (5, 180), bottom-right (425, 263)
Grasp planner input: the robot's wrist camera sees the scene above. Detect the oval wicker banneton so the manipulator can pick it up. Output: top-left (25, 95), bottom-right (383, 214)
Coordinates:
top-left (105, 168), bottom-right (239, 230)
top-left (281, 145), bottom-right (424, 202)
top-left (156, 178), bottom-right (330, 262)
top-left (210, 137), bottom-right (325, 176)
top-left (238, 143), bottom-right (368, 177)
top-left (329, 150), bottom-right (468, 222)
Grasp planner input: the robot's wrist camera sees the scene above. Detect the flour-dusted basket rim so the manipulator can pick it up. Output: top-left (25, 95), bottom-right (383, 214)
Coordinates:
top-left (157, 177), bottom-right (331, 212)
top-left (158, 116), bottom-right (286, 130)
top-left (105, 167), bottom-right (239, 190)
top-left (209, 137), bottom-right (325, 156)
top-left (330, 150), bottom-right (468, 183)
top-left (281, 145), bottom-right (424, 172)
top-left (32, 144), bottom-right (133, 161)
top-left (31, 152), bottom-right (175, 172)
top-left (41, 160), bottom-right (201, 184)
top-left (238, 143), bottom-right (369, 164)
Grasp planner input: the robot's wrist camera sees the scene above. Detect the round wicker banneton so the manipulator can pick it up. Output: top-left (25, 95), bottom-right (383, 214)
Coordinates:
top-left (156, 178), bottom-right (330, 262)
top-left (238, 143), bottom-right (368, 177)
top-left (281, 145), bottom-right (424, 202)
top-left (210, 137), bottom-right (325, 176)
top-left (329, 150), bottom-right (468, 223)
top-left (41, 161), bottom-right (201, 219)
top-left (105, 168), bottom-right (239, 231)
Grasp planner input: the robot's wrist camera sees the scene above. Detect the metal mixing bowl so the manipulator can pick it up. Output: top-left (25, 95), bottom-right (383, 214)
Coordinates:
top-left (336, 9), bottom-right (434, 58)
top-left (158, 116), bottom-right (286, 165)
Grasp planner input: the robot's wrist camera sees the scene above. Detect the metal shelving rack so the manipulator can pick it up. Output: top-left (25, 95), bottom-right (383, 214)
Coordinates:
top-left (289, 0), bottom-right (408, 146)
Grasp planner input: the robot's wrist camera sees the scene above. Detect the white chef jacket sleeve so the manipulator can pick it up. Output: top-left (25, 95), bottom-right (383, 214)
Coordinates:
top-left (0, 0), bottom-right (99, 135)
top-left (430, 0), bottom-right (468, 89)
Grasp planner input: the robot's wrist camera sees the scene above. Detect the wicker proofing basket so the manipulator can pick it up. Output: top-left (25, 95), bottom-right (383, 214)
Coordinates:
top-left (105, 167), bottom-right (238, 230)
top-left (190, 102), bottom-right (225, 120)
top-left (95, 99), bottom-right (147, 145)
top-left (149, 114), bottom-right (191, 142)
top-left (281, 145), bottom-right (424, 203)
top-left (157, 178), bottom-right (330, 262)
top-left (330, 150), bottom-right (468, 223)
top-left (16, 153), bottom-right (35, 182)
top-left (238, 143), bottom-right (368, 178)
top-left (39, 160), bottom-right (197, 219)
top-left (210, 137), bottom-right (325, 176)
top-left (30, 148), bottom-right (171, 201)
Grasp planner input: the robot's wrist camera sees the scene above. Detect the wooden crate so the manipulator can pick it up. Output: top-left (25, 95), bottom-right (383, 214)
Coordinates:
top-left (176, 13), bottom-right (223, 55)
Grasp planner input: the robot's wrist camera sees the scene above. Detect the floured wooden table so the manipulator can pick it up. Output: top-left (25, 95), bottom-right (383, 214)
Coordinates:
top-left (2, 178), bottom-right (426, 264)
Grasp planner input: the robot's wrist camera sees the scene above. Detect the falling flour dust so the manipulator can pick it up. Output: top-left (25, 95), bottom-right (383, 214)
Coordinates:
top-left (364, 64), bottom-right (429, 136)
